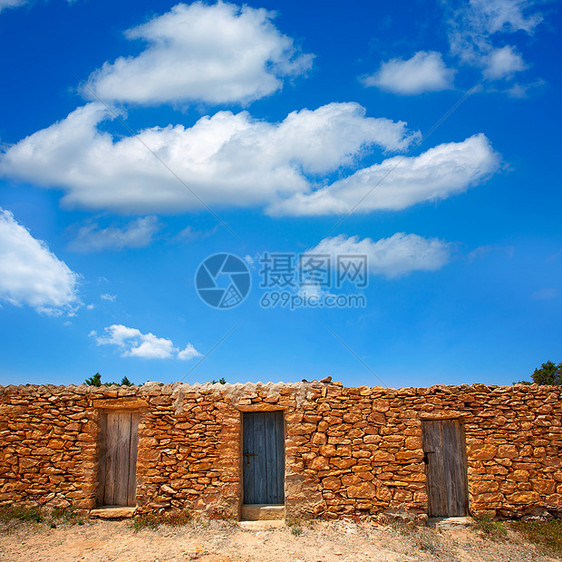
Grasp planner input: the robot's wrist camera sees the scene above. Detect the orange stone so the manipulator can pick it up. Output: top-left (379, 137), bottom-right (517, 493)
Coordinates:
top-left (347, 481), bottom-right (377, 499)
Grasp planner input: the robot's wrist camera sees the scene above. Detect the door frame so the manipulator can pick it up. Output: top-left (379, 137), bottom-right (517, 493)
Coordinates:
top-left (96, 408), bottom-right (140, 508)
top-left (240, 409), bottom-right (286, 508)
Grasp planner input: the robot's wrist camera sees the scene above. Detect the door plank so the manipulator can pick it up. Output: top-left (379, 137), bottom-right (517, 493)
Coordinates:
top-left (103, 412), bottom-right (119, 505)
top-left (96, 413), bottom-right (107, 506)
top-left (255, 413), bottom-right (266, 503)
top-left (113, 412), bottom-right (131, 507)
top-left (275, 411), bottom-right (285, 503)
top-left (265, 412), bottom-right (275, 503)
top-left (242, 413), bottom-right (254, 503)
top-left (127, 412), bottom-right (139, 506)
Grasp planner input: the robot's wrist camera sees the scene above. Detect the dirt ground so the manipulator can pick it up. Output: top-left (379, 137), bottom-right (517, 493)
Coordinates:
top-left (0, 517), bottom-right (559, 562)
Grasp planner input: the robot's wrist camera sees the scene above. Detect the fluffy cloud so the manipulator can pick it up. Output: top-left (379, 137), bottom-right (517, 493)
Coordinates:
top-left (446, 0), bottom-right (540, 80)
top-left (0, 208), bottom-right (79, 314)
top-left (484, 45), bottom-right (527, 79)
top-left (93, 324), bottom-right (201, 360)
top-left (363, 51), bottom-right (454, 95)
top-left (83, 2), bottom-right (313, 106)
top-left (308, 233), bottom-right (451, 278)
top-left (270, 134), bottom-right (499, 216)
top-left (177, 343), bottom-right (201, 360)
top-left (68, 216), bottom-right (160, 252)
top-left (0, 101), bottom-right (425, 214)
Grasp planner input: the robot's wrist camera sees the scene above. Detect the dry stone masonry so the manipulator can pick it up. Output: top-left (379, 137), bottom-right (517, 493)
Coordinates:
top-left (0, 381), bottom-right (560, 520)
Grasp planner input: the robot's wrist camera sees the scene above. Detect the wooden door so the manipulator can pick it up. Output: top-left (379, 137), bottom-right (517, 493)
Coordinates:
top-left (242, 411), bottom-right (284, 505)
top-left (422, 420), bottom-right (468, 517)
top-left (97, 411), bottom-right (139, 507)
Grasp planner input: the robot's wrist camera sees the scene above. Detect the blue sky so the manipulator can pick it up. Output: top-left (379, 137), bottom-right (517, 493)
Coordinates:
top-left (0, 0), bottom-right (560, 388)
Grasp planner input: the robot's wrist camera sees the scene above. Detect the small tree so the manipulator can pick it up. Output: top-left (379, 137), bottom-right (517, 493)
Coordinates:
top-left (84, 373), bottom-right (135, 386)
top-left (531, 361), bottom-right (562, 386)
top-left (85, 372), bottom-right (102, 387)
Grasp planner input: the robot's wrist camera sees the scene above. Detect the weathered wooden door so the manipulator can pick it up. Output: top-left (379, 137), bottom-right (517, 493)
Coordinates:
top-left (422, 420), bottom-right (469, 517)
top-left (242, 411), bottom-right (284, 504)
top-left (97, 411), bottom-right (139, 507)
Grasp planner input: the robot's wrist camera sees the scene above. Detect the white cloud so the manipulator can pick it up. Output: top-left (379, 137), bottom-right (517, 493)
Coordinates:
top-left (0, 0), bottom-right (27, 12)
top-left (0, 101), bottom-right (423, 214)
top-left (503, 78), bottom-right (545, 98)
top-left (100, 293), bottom-right (116, 302)
top-left (468, 244), bottom-right (514, 262)
top-left (68, 216), bottom-right (160, 252)
top-left (269, 134), bottom-right (499, 216)
top-left (173, 224), bottom-right (218, 244)
top-left (93, 324), bottom-right (201, 360)
top-left (484, 45), bottom-right (527, 79)
top-left (177, 343), bottom-right (202, 360)
top-left (0, 208), bottom-right (79, 314)
top-left (468, 0), bottom-right (542, 35)
top-left (363, 51), bottom-right (455, 95)
top-left (308, 233), bottom-right (451, 278)
top-left (83, 2), bottom-right (313, 106)
top-left (446, 0), bottom-right (540, 81)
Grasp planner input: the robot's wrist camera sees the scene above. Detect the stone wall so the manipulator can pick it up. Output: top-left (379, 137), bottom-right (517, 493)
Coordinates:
top-left (0, 382), bottom-right (560, 520)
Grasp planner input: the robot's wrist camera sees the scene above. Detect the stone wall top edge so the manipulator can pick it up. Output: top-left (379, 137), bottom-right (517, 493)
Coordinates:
top-left (0, 380), bottom-right (558, 397)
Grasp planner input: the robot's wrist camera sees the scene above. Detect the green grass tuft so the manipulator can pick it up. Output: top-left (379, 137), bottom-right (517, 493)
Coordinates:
top-left (0, 505), bottom-right (44, 523)
top-left (510, 519), bottom-right (562, 556)
top-left (473, 513), bottom-right (508, 540)
top-left (0, 504), bottom-right (88, 529)
top-left (51, 506), bottom-right (84, 525)
top-left (130, 514), bottom-right (161, 531)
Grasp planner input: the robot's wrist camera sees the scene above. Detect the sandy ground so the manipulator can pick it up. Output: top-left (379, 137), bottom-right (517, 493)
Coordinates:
top-left (0, 518), bottom-right (559, 562)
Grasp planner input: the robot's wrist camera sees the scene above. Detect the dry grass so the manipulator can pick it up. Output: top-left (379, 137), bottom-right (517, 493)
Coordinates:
top-left (1, 505), bottom-right (560, 561)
